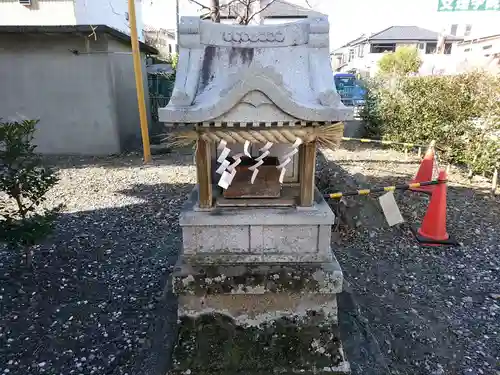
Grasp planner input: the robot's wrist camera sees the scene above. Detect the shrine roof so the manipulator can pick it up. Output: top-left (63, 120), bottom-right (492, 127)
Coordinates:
top-left (158, 16), bottom-right (353, 126)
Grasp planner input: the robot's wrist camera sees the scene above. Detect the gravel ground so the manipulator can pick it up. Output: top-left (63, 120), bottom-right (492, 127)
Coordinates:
top-left (0, 152), bottom-right (195, 375)
top-left (317, 144), bottom-right (500, 375)
top-left (1, 146), bottom-right (499, 375)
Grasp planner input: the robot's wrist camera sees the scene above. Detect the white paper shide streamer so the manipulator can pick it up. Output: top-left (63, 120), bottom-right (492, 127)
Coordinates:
top-left (277, 138), bottom-right (302, 183)
top-left (249, 142), bottom-right (273, 184)
top-left (216, 140), bottom-right (239, 190)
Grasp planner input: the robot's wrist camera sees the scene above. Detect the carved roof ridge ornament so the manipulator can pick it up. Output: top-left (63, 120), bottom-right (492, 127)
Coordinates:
top-left (159, 16), bottom-right (353, 125)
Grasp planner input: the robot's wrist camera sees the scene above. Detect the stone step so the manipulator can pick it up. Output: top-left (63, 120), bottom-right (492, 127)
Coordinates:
top-left (172, 260), bottom-right (343, 297)
top-left (168, 311), bottom-right (350, 375)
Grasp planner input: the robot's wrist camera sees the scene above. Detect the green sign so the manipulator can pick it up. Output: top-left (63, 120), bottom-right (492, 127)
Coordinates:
top-left (438, 0), bottom-right (500, 11)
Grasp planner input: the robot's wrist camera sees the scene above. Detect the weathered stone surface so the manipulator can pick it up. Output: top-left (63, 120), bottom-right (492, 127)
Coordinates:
top-left (179, 293), bottom-right (338, 322)
top-left (180, 187), bottom-right (335, 263)
top-left (168, 311), bottom-right (350, 375)
top-left (171, 260), bottom-right (343, 296)
top-left (159, 17), bottom-right (353, 125)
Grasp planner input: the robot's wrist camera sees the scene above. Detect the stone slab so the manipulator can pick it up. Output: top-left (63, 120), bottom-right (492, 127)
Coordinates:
top-left (181, 186), bottom-right (335, 226)
top-left (179, 293), bottom-right (338, 322)
top-left (171, 260), bottom-right (343, 296)
top-left (168, 310), bottom-right (350, 375)
top-left (180, 186), bottom-right (335, 263)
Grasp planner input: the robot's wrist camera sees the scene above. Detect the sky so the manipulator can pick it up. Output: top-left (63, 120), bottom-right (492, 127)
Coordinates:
top-left (141, 0), bottom-right (499, 48)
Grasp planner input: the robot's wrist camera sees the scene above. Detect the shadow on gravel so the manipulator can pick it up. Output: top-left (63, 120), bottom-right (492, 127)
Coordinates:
top-left (0, 182), bottom-right (194, 375)
top-left (316, 150), bottom-right (500, 375)
top-left (42, 150), bottom-right (195, 170)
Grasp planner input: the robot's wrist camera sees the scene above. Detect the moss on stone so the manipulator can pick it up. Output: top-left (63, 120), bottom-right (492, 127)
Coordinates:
top-left (168, 311), bottom-right (345, 375)
top-left (172, 263), bottom-right (341, 296)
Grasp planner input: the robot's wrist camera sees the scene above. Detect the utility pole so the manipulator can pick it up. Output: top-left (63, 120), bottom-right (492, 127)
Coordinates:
top-left (176, 0), bottom-right (180, 48)
top-left (128, 0), bottom-right (152, 163)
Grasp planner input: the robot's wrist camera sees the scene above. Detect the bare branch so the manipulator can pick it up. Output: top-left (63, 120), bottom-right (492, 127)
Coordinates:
top-left (88, 25), bottom-right (98, 41)
top-left (305, 0), bottom-right (312, 8)
top-left (246, 0), bottom-right (277, 24)
top-left (188, 0), bottom-right (211, 10)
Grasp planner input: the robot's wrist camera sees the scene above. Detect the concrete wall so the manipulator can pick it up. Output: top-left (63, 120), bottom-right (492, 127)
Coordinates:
top-left (107, 38), bottom-right (150, 152)
top-left (74, 0), bottom-right (144, 41)
top-left (0, 0), bottom-right (77, 25)
top-left (0, 0), bottom-right (144, 40)
top-left (0, 33), bottom-right (121, 155)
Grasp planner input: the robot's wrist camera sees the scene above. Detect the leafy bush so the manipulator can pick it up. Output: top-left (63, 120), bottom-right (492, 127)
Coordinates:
top-left (361, 72), bottom-right (500, 176)
top-left (377, 47), bottom-right (423, 76)
top-left (0, 119), bottom-right (62, 267)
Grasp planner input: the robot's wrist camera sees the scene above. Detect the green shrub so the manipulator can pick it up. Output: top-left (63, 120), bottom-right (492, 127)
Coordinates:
top-left (361, 72), bottom-right (500, 176)
top-left (0, 119), bottom-right (62, 267)
top-left (377, 47), bottom-right (423, 76)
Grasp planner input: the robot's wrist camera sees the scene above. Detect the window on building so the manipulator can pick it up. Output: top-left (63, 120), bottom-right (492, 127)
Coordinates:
top-left (464, 24), bottom-right (472, 37)
top-left (418, 43), bottom-right (425, 50)
top-left (464, 48), bottom-right (472, 52)
top-left (370, 43), bottom-right (396, 53)
top-left (450, 24), bottom-right (458, 36)
top-left (483, 45), bottom-right (492, 50)
top-left (357, 45), bottom-right (364, 58)
top-left (444, 43), bottom-right (452, 54)
top-left (425, 42), bottom-right (437, 54)
top-left (348, 48), bottom-right (355, 62)
top-left (169, 44), bottom-right (172, 53)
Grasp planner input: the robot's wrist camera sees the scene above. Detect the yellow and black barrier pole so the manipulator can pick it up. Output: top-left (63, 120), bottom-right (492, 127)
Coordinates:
top-left (324, 179), bottom-right (446, 200)
top-left (341, 137), bottom-right (425, 149)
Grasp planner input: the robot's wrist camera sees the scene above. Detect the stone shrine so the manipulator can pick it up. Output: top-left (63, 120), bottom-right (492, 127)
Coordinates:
top-left (160, 15), bottom-right (353, 375)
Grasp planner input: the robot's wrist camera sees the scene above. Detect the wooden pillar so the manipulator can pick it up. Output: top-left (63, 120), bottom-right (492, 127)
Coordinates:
top-left (196, 138), bottom-right (213, 208)
top-left (299, 141), bottom-right (316, 207)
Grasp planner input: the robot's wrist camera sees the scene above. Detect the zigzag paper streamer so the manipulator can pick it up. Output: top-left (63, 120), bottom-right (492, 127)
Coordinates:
top-left (248, 142), bottom-right (274, 184)
top-left (276, 138), bottom-right (303, 184)
top-left (216, 140), bottom-right (238, 190)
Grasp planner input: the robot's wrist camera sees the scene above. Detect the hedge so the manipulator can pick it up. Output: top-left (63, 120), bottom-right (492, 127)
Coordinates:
top-left (360, 72), bottom-right (500, 176)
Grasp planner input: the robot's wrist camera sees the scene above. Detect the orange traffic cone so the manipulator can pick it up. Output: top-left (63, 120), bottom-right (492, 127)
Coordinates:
top-left (415, 170), bottom-right (458, 246)
top-left (410, 141), bottom-right (436, 194)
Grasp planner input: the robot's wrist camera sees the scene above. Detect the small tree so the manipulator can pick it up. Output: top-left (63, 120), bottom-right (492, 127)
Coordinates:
top-left (0, 119), bottom-right (62, 267)
top-left (377, 47), bottom-right (422, 76)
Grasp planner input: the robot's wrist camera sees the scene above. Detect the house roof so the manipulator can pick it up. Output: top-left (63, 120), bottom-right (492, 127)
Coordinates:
top-left (458, 33), bottom-right (500, 45)
top-left (0, 25), bottom-right (158, 54)
top-left (369, 26), bottom-right (463, 42)
top-left (143, 26), bottom-right (176, 39)
top-left (219, 0), bottom-right (325, 19)
top-left (340, 26), bottom-right (463, 48)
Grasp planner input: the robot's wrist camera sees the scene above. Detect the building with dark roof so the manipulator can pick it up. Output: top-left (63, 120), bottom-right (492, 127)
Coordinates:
top-left (0, 25), bottom-right (158, 155)
top-left (331, 26), bottom-right (464, 75)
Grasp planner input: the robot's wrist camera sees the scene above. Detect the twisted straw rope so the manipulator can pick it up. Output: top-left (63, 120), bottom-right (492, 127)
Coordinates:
top-left (163, 123), bottom-right (344, 149)
top-left (199, 129), bottom-right (316, 144)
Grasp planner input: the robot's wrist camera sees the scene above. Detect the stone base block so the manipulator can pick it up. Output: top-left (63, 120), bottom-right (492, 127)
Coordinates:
top-left (172, 259), bottom-right (343, 297)
top-left (168, 259), bottom-right (349, 374)
top-left (179, 187), bottom-right (336, 264)
top-left (168, 310), bottom-right (350, 375)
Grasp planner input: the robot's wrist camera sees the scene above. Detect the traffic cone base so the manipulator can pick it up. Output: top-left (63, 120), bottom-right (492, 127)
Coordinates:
top-left (414, 231), bottom-right (459, 247)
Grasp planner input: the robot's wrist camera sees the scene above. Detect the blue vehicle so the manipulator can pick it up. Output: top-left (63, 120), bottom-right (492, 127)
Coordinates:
top-left (333, 73), bottom-right (366, 106)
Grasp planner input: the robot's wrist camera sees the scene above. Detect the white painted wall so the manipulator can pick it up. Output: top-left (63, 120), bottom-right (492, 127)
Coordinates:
top-left (0, 0), bottom-right (77, 25)
top-left (457, 36), bottom-right (500, 57)
top-left (0, 0), bottom-right (144, 40)
top-left (74, 0), bottom-right (144, 40)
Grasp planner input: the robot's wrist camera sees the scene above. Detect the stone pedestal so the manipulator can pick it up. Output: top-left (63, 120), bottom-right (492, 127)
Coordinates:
top-left (167, 188), bottom-right (350, 375)
top-left (169, 260), bottom-right (350, 375)
top-left (180, 187), bottom-right (336, 264)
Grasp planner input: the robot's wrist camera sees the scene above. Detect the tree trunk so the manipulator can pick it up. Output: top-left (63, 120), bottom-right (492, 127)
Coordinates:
top-left (210, 0), bottom-right (220, 23)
